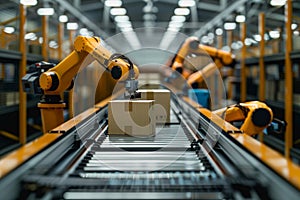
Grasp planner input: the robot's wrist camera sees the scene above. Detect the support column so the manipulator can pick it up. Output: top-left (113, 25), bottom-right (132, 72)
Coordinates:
top-left (19, 4), bottom-right (27, 145)
top-left (240, 22), bottom-right (247, 102)
top-left (285, 0), bottom-right (293, 158)
top-left (259, 12), bottom-right (265, 142)
top-left (58, 22), bottom-right (64, 60)
top-left (42, 15), bottom-right (48, 61)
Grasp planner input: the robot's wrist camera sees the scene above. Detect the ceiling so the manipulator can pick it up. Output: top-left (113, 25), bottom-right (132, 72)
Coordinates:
top-left (0, 0), bottom-right (300, 49)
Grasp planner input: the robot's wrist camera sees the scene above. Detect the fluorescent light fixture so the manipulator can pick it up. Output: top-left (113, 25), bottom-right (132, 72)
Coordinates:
top-left (49, 40), bottom-right (58, 48)
top-left (67, 22), bottom-right (78, 30)
top-left (114, 15), bottom-right (129, 22)
top-left (215, 28), bottom-right (223, 36)
top-left (143, 14), bottom-right (156, 21)
top-left (270, 0), bottom-right (286, 6)
top-left (269, 30), bottom-right (280, 39)
top-left (120, 27), bottom-right (133, 32)
top-left (174, 8), bottom-right (190, 16)
top-left (20, 0), bottom-right (37, 6)
top-left (294, 31), bottom-right (300, 36)
top-left (264, 33), bottom-right (270, 41)
top-left (167, 27), bottom-right (180, 32)
top-left (201, 36), bottom-right (209, 44)
top-left (168, 21), bottom-right (183, 28)
top-left (253, 34), bottom-right (261, 42)
top-left (37, 8), bottom-right (55, 16)
top-left (3, 26), bottom-right (15, 34)
top-left (105, 0), bottom-right (122, 7)
top-left (117, 21), bottom-right (132, 28)
top-left (292, 23), bottom-right (298, 30)
top-left (25, 32), bottom-right (36, 40)
top-left (178, 0), bottom-right (195, 7)
top-left (224, 22), bottom-right (236, 30)
top-left (110, 8), bottom-right (126, 15)
top-left (244, 38), bottom-right (252, 46)
top-left (171, 15), bottom-right (186, 23)
top-left (79, 28), bottom-right (89, 35)
top-left (59, 15), bottom-right (68, 23)
top-left (235, 15), bottom-right (245, 23)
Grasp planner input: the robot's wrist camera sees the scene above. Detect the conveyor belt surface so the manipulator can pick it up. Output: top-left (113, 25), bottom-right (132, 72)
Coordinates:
top-left (1, 97), bottom-right (300, 200)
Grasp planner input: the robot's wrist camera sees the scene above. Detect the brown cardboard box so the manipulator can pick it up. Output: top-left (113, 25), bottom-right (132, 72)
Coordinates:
top-left (137, 89), bottom-right (171, 123)
top-left (108, 100), bottom-right (155, 136)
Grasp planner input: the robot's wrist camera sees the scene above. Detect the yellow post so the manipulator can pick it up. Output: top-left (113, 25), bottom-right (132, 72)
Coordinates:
top-left (226, 30), bottom-right (233, 100)
top-left (217, 34), bottom-right (224, 107)
top-left (19, 4), bottom-right (27, 145)
top-left (259, 12), bottom-right (265, 142)
top-left (68, 30), bottom-right (74, 118)
top-left (240, 22), bottom-right (247, 102)
top-left (58, 22), bottom-right (64, 60)
top-left (42, 15), bottom-right (48, 61)
top-left (285, 0), bottom-right (293, 158)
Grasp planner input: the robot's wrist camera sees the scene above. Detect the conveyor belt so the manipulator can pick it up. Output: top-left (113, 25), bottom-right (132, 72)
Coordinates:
top-left (1, 96), bottom-right (300, 200)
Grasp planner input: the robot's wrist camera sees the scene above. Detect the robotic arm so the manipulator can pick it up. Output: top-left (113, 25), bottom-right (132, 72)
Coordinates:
top-left (39, 36), bottom-right (139, 99)
top-left (23, 36), bottom-right (139, 133)
top-left (213, 101), bottom-right (273, 136)
top-left (169, 36), bottom-right (235, 88)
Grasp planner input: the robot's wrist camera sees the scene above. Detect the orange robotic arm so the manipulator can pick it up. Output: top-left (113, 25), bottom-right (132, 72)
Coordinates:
top-left (213, 101), bottom-right (273, 136)
top-left (39, 36), bottom-right (139, 97)
top-left (170, 36), bottom-right (235, 87)
top-left (25, 36), bottom-right (139, 133)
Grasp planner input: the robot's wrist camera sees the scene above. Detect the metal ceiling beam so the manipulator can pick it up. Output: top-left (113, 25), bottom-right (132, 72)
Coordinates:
top-left (197, 3), bottom-right (221, 12)
top-left (81, 3), bottom-right (104, 12)
top-left (193, 0), bottom-right (247, 37)
top-left (54, 0), bottom-right (109, 38)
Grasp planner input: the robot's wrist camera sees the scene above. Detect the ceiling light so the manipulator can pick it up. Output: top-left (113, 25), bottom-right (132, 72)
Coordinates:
top-left (37, 8), bottom-right (54, 16)
top-left (171, 15), bottom-right (186, 23)
top-left (253, 34), bottom-right (261, 42)
top-left (114, 15), bottom-right (129, 22)
top-left (215, 28), bottom-right (223, 35)
top-left (168, 21), bottom-right (184, 28)
top-left (39, 37), bottom-right (43, 44)
top-left (207, 32), bottom-right (214, 39)
top-left (269, 30), bottom-right (280, 39)
top-left (178, 0), bottom-right (195, 7)
top-left (25, 32), bottom-right (36, 40)
top-left (79, 28), bottom-right (89, 36)
top-left (264, 33), bottom-right (270, 41)
top-left (143, 14), bottom-right (156, 21)
top-left (201, 36), bottom-right (209, 44)
top-left (20, 0), bottom-right (37, 6)
top-left (224, 22), bottom-right (236, 30)
top-left (110, 8), bottom-right (126, 15)
top-left (67, 22), bottom-right (78, 30)
top-left (49, 40), bottom-right (58, 48)
top-left (235, 15), bottom-right (245, 23)
top-left (3, 26), bottom-right (15, 34)
top-left (167, 27), bottom-right (180, 32)
top-left (105, 0), bottom-right (122, 7)
top-left (59, 15), bottom-right (68, 23)
top-left (294, 31), bottom-right (300, 36)
top-left (292, 23), bottom-right (298, 30)
top-left (270, 0), bottom-right (286, 6)
top-left (174, 8), bottom-right (190, 16)
top-left (244, 38), bottom-right (252, 46)
top-left (120, 27), bottom-right (133, 32)
top-left (117, 22), bottom-right (132, 28)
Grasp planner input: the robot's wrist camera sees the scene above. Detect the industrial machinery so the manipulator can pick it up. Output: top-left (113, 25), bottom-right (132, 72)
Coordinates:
top-left (22, 36), bottom-right (139, 133)
top-left (0, 35), bottom-right (299, 200)
top-left (169, 36), bottom-right (235, 88)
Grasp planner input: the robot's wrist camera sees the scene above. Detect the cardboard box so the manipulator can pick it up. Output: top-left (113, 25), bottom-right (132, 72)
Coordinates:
top-left (108, 100), bottom-right (155, 136)
top-left (137, 89), bottom-right (170, 123)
